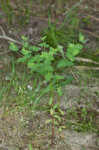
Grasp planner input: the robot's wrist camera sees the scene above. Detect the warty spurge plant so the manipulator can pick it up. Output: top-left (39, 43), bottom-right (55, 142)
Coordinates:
top-left (9, 33), bottom-right (85, 144)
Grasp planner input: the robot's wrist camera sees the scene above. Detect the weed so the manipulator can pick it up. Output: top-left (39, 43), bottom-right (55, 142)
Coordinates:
top-left (9, 32), bottom-right (84, 144)
top-left (42, 15), bottom-right (80, 48)
top-left (42, 1), bottom-right (84, 48)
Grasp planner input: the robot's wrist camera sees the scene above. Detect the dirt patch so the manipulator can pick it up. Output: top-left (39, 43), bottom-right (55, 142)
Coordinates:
top-left (0, 107), bottom-right (99, 150)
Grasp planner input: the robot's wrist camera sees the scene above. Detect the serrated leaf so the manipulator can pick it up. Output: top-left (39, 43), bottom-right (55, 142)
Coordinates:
top-left (67, 43), bottom-right (82, 57)
top-left (57, 59), bottom-right (73, 68)
top-left (23, 42), bottom-right (29, 48)
top-left (66, 52), bottom-right (75, 61)
top-left (21, 48), bottom-right (31, 55)
top-left (21, 35), bottom-right (28, 41)
top-left (39, 42), bottom-right (48, 48)
top-left (9, 42), bottom-right (19, 52)
top-left (31, 46), bottom-right (40, 52)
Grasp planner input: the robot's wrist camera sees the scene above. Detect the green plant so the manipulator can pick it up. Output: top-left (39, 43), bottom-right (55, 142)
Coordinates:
top-left (42, 13), bottom-right (80, 49)
top-left (42, 1), bottom-right (83, 48)
top-left (9, 33), bottom-right (84, 144)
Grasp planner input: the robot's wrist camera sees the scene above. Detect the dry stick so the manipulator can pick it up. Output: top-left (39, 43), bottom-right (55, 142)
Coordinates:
top-left (75, 57), bottom-right (99, 65)
top-left (51, 116), bottom-right (55, 145)
top-left (0, 26), bottom-right (6, 36)
top-left (0, 35), bottom-right (22, 45)
top-left (75, 66), bottom-right (99, 70)
top-left (70, 69), bottom-right (79, 82)
top-left (0, 25), bottom-right (22, 45)
top-left (75, 57), bottom-right (99, 70)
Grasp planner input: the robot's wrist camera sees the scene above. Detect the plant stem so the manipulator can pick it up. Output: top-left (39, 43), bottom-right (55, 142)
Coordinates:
top-left (51, 115), bottom-right (55, 145)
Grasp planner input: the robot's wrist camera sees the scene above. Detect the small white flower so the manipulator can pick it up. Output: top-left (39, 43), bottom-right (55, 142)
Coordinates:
top-left (27, 85), bottom-right (32, 90)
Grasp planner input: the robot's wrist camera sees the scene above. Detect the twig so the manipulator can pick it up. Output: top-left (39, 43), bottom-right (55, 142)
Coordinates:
top-left (75, 66), bottom-right (99, 70)
top-left (0, 35), bottom-right (22, 45)
top-left (51, 116), bottom-right (55, 145)
top-left (76, 57), bottom-right (99, 65)
top-left (0, 26), bottom-right (6, 36)
top-left (0, 25), bottom-right (22, 45)
top-left (70, 69), bottom-right (79, 82)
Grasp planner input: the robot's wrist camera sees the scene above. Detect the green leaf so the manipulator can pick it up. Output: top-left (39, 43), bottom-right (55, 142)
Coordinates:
top-left (17, 55), bottom-right (30, 63)
top-left (57, 45), bottom-right (65, 57)
top-left (21, 48), bottom-right (31, 55)
top-left (9, 42), bottom-right (19, 52)
top-left (21, 35), bottom-right (28, 41)
top-left (57, 59), bottom-right (73, 68)
top-left (49, 97), bottom-right (53, 105)
top-left (79, 33), bottom-right (85, 43)
top-left (30, 46), bottom-right (40, 52)
top-left (66, 52), bottom-right (75, 61)
top-left (57, 87), bottom-right (63, 96)
top-left (54, 115), bottom-right (61, 121)
top-left (59, 75), bottom-right (74, 87)
top-left (67, 43), bottom-right (82, 58)
top-left (27, 62), bottom-right (39, 71)
top-left (53, 104), bottom-right (58, 110)
top-left (54, 75), bottom-right (64, 80)
top-left (45, 72), bottom-right (53, 81)
top-left (41, 36), bottom-right (47, 41)
top-left (23, 42), bottom-right (29, 48)
top-left (58, 109), bottom-right (64, 115)
top-left (39, 42), bottom-right (49, 48)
